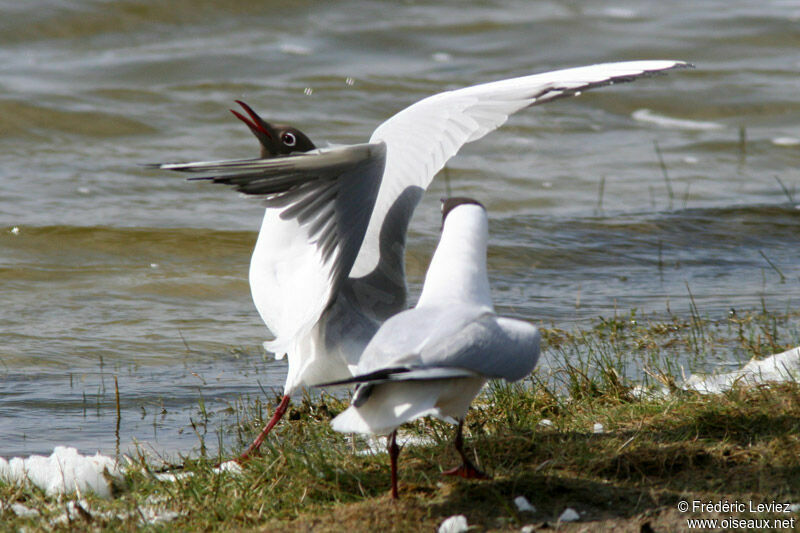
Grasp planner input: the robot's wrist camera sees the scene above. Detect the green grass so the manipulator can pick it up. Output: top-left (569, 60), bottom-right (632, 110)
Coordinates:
top-left (2, 308), bottom-right (799, 532)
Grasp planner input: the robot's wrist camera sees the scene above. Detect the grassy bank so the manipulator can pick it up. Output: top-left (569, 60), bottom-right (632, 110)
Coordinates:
top-left (2, 308), bottom-right (799, 531)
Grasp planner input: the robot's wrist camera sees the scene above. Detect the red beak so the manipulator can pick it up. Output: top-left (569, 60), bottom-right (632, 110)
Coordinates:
top-left (230, 100), bottom-right (273, 140)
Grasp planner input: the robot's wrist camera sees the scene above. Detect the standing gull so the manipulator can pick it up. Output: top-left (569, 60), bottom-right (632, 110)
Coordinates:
top-left (322, 198), bottom-right (540, 498)
top-left (151, 60), bottom-right (689, 458)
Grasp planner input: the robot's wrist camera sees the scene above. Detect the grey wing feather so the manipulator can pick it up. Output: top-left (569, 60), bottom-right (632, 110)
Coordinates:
top-left (155, 143), bottom-right (386, 291)
top-left (354, 305), bottom-right (487, 375)
top-left (419, 314), bottom-right (541, 382)
top-left (355, 307), bottom-right (540, 383)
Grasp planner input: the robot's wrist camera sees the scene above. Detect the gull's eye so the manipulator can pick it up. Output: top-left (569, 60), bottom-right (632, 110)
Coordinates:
top-left (282, 132), bottom-right (297, 147)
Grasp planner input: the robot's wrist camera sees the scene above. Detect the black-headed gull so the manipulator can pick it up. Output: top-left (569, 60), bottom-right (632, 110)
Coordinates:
top-left (152, 60), bottom-right (689, 458)
top-left (322, 198), bottom-right (540, 498)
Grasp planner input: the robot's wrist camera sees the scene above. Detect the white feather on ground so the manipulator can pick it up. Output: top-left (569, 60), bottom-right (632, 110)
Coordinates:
top-left (438, 514), bottom-right (469, 533)
top-left (514, 495), bottom-right (537, 513)
top-left (559, 508), bottom-right (580, 522)
top-left (0, 447), bottom-right (241, 498)
top-left (0, 446), bottom-right (119, 498)
top-left (683, 345), bottom-right (800, 394)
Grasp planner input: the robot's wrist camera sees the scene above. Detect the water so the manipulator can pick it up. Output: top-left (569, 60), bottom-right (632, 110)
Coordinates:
top-left (2, 0), bottom-right (799, 458)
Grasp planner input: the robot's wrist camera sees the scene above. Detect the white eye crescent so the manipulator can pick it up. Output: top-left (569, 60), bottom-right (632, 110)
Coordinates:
top-left (282, 132), bottom-right (297, 147)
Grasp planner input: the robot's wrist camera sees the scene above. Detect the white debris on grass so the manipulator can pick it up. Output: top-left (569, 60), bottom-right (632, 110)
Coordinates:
top-left (153, 459), bottom-right (243, 482)
top-left (0, 446), bottom-right (120, 498)
top-left (684, 346), bottom-right (800, 394)
top-left (0, 446), bottom-right (243, 499)
top-left (631, 384), bottom-right (670, 400)
top-left (153, 470), bottom-right (191, 482)
top-left (10, 226), bottom-right (20, 235)
top-left (520, 525), bottom-right (536, 533)
top-left (47, 499), bottom-right (181, 526)
top-left (356, 433), bottom-right (437, 456)
top-left (216, 460), bottom-right (243, 474)
top-left (139, 507), bottom-right (182, 525)
top-left (558, 507), bottom-right (580, 522)
top-left (438, 514), bottom-right (469, 533)
top-left (514, 495), bottom-right (536, 513)
top-left (632, 109), bottom-right (724, 131)
top-left (51, 500), bottom-right (104, 526)
top-left (10, 502), bottom-right (40, 518)
top-left (537, 418), bottom-right (554, 428)
top-left (592, 422), bottom-right (605, 434)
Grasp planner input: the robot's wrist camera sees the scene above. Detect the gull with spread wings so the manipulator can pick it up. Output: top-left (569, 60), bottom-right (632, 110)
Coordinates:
top-left (151, 60), bottom-right (690, 459)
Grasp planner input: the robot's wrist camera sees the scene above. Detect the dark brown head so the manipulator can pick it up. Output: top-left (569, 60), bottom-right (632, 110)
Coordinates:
top-left (231, 100), bottom-right (316, 158)
top-left (440, 197), bottom-right (485, 228)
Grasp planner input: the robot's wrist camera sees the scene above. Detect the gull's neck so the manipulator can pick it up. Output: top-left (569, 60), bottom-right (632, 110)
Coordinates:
top-left (416, 204), bottom-right (493, 310)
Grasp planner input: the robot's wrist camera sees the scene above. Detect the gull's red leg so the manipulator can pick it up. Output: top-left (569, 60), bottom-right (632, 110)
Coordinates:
top-left (237, 394), bottom-right (291, 463)
top-left (388, 430), bottom-right (400, 499)
top-left (442, 420), bottom-right (489, 479)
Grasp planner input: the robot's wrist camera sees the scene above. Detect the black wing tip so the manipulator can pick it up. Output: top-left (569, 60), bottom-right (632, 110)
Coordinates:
top-left (314, 366), bottom-right (412, 388)
top-left (313, 377), bottom-right (359, 388)
top-left (529, 60), bottom-right (696, 105)
top-left (617, 60), bottom-right (695, 81)
top-left (648, 60), bottom-right (695, 74)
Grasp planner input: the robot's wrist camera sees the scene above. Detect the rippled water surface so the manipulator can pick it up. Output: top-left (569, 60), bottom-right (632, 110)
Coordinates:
top-left (2, 0), bottom-right (799, 457)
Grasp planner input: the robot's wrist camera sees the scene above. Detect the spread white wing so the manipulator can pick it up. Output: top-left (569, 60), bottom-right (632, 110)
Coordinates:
top-left (152, 143), bottom-right (386, 360)
top-left (347, 60), bottom-right (691, 320)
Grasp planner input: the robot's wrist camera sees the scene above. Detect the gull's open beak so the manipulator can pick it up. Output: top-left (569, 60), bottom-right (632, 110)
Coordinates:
top-left (230, 100), bottom-right (279, 157)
